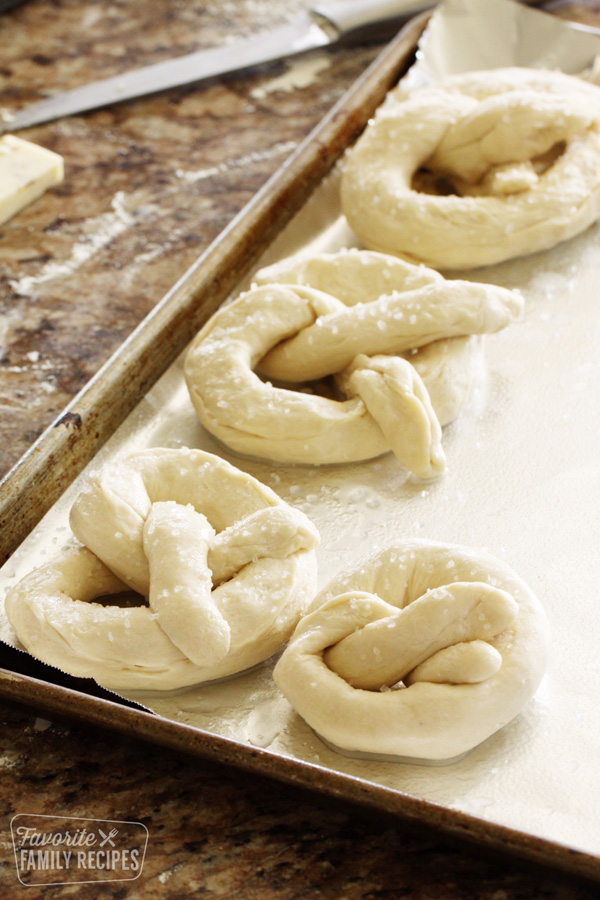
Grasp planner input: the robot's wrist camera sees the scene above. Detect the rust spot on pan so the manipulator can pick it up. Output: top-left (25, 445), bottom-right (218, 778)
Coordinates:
top-left (54, 411), bottom-right (82, 430)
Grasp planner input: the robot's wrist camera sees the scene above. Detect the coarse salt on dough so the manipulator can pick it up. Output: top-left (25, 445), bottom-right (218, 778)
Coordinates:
top-left (274, 539), bottom-right (549, 762)
top-left (5, 448), bottom-right (319, 691)
top-left (185, 249), bottom-right (522, 478)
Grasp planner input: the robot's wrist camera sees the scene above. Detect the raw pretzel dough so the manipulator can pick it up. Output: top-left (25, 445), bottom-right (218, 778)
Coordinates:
top-left (274, 539), bottom-right (549, 761)
top-left (5, 448), bottom-right (319, 690)
top-left (185, 250), bottom-right (521, 478)
top-left (341, 68), bottom-right (600, 269)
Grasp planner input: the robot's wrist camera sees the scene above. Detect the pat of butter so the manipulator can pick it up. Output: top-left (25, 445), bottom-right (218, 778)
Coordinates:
top-left (0, 135), bottom-right (64, 227)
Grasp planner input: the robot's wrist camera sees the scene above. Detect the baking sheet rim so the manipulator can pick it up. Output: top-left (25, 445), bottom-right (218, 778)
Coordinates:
top-left (1, 665), bottom-right (598, 882)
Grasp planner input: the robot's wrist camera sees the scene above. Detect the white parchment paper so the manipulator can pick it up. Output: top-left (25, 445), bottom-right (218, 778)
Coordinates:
top-left (2, 0), bottom-right (600, 858)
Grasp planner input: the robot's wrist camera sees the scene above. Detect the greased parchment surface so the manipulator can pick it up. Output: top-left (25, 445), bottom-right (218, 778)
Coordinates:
top-left (2, 0), bottom-right (600, 857)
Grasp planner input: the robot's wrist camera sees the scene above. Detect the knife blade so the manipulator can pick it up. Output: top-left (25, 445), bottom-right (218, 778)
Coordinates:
top-left (0, 0), bottom-right (429, 134)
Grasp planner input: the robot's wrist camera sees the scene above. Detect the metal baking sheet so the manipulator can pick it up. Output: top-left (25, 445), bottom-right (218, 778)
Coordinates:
top-left (2, 0), bottom-right (600, 880)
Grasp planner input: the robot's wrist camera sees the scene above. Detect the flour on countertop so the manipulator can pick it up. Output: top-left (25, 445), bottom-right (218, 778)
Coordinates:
top-left (9, 191), bottom-right (134, 297)
top-left (175, 140), bottom-right (297, 184)
top-left (0, 752), bottom-right (20, 768)
top-left (251, 55), bottom-right (331, 99)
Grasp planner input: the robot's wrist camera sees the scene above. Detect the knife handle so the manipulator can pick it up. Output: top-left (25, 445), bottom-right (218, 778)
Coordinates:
top-left (312, 0), bottom-right (429, 45)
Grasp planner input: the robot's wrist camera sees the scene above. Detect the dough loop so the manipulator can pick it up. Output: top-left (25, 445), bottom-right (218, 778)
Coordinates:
top-left (5, 448), bottom-right (319, 690)
top-left (274, 539), bottom-right (549, 761)
top-left (185, 250), bottom-right (521, 478)
top-left (341, 68), bottom-right (600, 269)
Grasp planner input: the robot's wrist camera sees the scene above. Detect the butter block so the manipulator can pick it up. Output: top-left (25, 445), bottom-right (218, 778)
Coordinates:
top-left (0, 135), bottom-right (64, 227)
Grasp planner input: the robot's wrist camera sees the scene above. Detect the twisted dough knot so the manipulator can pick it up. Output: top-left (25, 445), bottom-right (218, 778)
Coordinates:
top-left (341, 68), bottom-right (600, 269)
top-left (5, 449), bottom-right (319, 690)
top-left (185, 250), bottom-right (521, 478)
top-left (274, 540), bottom-right (549, 761)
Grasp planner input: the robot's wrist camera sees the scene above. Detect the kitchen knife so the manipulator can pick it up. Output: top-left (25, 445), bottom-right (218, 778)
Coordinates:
top-left (0, 0), bottom-right (429, 133)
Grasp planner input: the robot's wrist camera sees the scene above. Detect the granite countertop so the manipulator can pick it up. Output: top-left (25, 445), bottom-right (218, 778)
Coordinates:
top-left (1, 0), bottom-right (600, 897)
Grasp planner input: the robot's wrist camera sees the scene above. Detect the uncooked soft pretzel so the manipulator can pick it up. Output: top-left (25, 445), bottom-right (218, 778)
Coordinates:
top-left (274, 539), bottom-right (549, 762)
top-left (5, 448), bottom-right (319, 691)
top-left (341, 68), bottom-right (600, 269)
top-left (184, 250), bottom-right (521, 478)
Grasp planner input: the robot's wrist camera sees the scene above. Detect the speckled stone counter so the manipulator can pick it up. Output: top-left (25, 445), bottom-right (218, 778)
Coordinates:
top-left (1, 0), bottom-right (600, 898)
